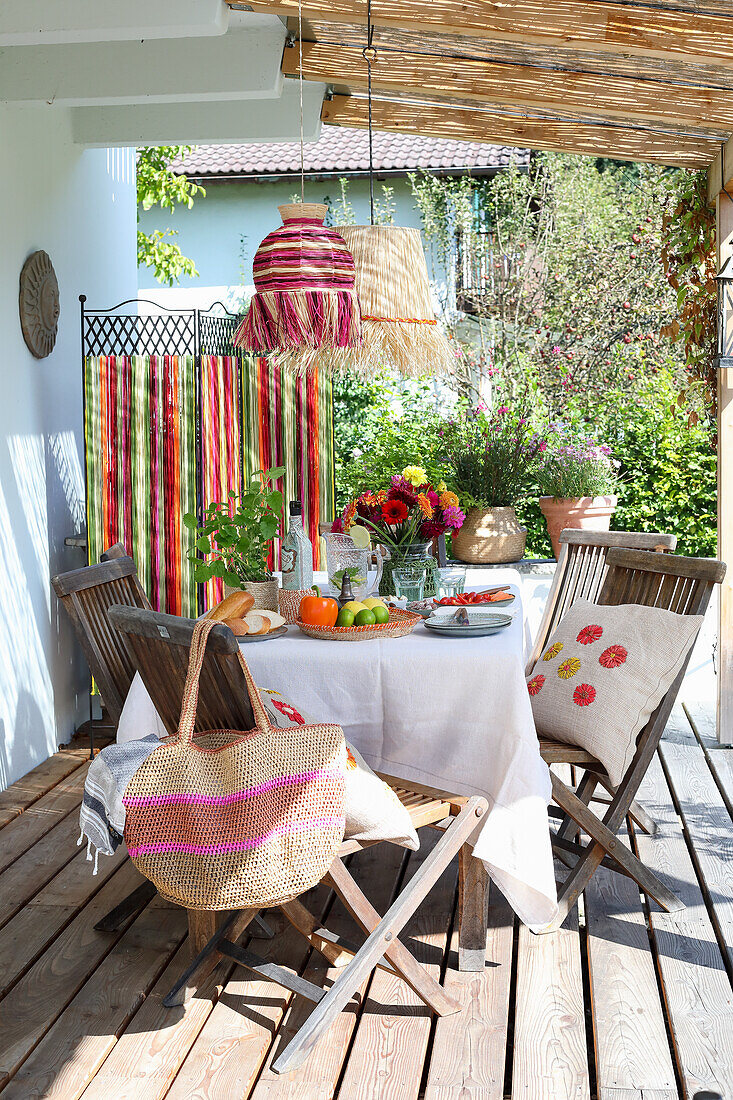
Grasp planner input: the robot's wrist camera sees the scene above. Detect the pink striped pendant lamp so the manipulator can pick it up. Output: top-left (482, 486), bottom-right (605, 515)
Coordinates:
top-left (232, 202), bottom-right (362, 371)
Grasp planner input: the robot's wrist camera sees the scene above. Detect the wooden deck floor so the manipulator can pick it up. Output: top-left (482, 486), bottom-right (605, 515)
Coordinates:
top-left (0, 703), bottom-right (730, 1099)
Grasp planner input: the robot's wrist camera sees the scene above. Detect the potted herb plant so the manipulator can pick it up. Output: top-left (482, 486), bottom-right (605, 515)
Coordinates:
top-left (537, 428), bottom-right (618, 559)
top-left (442, 405), bottom-right (543, 564)
top-left (184, 466), bottom-right (285, 611)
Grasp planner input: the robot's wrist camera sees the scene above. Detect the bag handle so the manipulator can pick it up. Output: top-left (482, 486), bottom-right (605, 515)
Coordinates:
top-left (178, 618), bottom-right (272, 745)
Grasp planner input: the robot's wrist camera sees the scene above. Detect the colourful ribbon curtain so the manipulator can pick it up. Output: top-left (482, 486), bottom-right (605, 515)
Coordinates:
top-left (85, 353), bottom-right (334, 616)
top-left (84, 355), bottom-right (198, 616)
top-left (241, 357), bottom-right (334, 573)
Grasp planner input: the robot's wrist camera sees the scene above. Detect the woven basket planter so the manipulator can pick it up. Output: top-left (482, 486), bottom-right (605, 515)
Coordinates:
top-left (226, 580), bottom-right (279, 613)
top-left (296, 607), bottom-right (419, 641)
top-left (451, 506), bottom-right (526, 565)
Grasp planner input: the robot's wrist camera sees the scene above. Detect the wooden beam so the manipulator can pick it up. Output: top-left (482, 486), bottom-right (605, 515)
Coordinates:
top-left (232, 0), bottom-right (733, 70)
top-left (708, 135), bottom-right (733, 205)
top-left (285, 40), bottom-right (733, 135)
top-left (323, 94), bottom-right (719, 170)
top-left (717, 191), bottom-right (733, 746)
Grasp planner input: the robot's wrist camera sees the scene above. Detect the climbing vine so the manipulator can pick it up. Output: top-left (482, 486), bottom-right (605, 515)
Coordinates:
top-left (660, 169), bottom-right (717, 421)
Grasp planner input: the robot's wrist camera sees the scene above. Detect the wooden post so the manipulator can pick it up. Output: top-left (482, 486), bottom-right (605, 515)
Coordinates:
top-left (717, 192), bottom-right (733, 746)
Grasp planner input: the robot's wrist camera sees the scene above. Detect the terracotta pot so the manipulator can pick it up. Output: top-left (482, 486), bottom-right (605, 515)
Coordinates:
top-left (225, 579), bottom-right (279, 613)
top-left (539, 495), bottom-right (618, 560)
top-left (451, 506), bottom-right (526, 564)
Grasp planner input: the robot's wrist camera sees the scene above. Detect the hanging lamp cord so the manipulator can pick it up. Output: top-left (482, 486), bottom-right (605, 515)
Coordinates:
top-left (298, 0), bottom-right (305, 203)
top-left (363, 0), bottom-right (376, 225)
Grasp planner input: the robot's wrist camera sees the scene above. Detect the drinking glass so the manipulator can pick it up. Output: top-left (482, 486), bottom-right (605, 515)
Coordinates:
top-left (392, 563), bottom-right (427, 602)
top-left (435, 567), bottom-right (467, 599)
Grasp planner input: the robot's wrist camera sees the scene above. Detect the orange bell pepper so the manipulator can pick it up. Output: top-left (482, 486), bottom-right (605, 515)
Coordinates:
top-left (299, 586), bottom-right (339, 627)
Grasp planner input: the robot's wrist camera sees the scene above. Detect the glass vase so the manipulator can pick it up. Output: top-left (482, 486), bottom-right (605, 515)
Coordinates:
top-left (378, 540), bottom-right (437, 598)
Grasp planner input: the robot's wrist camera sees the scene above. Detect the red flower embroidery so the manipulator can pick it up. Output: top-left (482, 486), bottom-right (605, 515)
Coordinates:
top-left (599, 644), bottom-right (627, 669)
top-left (577, 624), bottom-right (603, 645)
top-left (573, 683), bottom-right (596, 707)
top-left (527, 674), bottom-right (545, 696)
top-left (272, 699), bottom-right (305, 724)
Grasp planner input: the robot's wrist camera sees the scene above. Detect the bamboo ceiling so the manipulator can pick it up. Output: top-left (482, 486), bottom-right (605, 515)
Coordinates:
top-left (228, 0), bottom-right (733, 179)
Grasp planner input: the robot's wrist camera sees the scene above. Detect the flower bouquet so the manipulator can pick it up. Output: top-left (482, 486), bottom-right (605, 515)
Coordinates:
top-left (334, 465), bottom-right (465, 596)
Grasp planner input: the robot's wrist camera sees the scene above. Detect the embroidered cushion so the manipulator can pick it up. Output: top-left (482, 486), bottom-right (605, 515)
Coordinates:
top-left (527, 599), bottom-right (702, 786)
top-left (261, 690), bottom-right (419, 850)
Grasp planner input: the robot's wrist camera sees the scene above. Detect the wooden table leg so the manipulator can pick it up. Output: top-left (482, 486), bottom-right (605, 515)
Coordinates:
top-left (188, 909), bottom-right (218, 957)
top-left (458, 843), bottom-right (489, 971)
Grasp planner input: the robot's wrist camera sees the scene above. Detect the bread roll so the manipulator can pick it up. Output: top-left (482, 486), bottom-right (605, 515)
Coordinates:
top-left (207, 590), bottom-right (255, 622)
top-left (223, 617), bottom-right (250, 636)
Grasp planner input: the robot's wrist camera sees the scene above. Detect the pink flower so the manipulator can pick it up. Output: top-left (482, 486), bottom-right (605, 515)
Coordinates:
top-left (539, 441), bottom-right (547, 452)
top-left (427, 489), bottom-right (441, 509)
top-left (497, 405), bottom-right (509, 415)
top-left (443, 505), bottom-right (466, 529)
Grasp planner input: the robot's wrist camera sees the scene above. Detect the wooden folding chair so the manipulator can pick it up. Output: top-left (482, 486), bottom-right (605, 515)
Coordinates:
top-left (526, 529), bottom-right (677, 676)
top-left (51, 551), bottom-right (152, 740)
top-left (530, 548), bottom-right (724, 933)
top-left (108, 604), bottom-right (487, 1074)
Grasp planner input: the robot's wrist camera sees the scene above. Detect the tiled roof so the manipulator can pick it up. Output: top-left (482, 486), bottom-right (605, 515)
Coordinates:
top-left (174, 127), bottom-right (529, 178)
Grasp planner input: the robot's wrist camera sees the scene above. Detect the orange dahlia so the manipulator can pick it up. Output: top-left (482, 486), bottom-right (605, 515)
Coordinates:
top-left (440, 490), bottom-right (459, 509)
top-left (417, 493), bottom-right (433, 518)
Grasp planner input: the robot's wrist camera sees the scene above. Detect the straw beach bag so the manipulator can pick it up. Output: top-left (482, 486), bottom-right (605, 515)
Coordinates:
top-left (123, 619), bottom-right (346, 911)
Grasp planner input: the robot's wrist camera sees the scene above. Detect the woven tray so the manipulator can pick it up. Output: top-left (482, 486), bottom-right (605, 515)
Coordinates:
top-left (295, 607), bottom-right (420, 641)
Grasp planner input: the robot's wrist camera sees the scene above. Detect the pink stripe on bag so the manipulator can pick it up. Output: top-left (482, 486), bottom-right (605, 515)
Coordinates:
top-left (128, 815), bottom-right (344, 858)
top-left (123, 765), bottom-right (341, 809)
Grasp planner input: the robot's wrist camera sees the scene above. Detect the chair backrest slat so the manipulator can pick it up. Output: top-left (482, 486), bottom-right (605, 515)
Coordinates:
top-left (108, 606), bottom-right (256, 736)
top-left (52, 554), bottom-right (152, 724)
top-left (526, 530), bottom-right (677, 674)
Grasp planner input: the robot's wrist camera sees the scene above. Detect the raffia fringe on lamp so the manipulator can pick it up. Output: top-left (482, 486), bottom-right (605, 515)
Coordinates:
top-left (233, 203), bottom-right (362, 372)
top-left (333, 224), bottom-right (457, 377)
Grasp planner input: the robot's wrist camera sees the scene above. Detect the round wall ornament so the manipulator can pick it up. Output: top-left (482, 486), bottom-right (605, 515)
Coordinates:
top-left (19, 250), bottom-right (60, 358)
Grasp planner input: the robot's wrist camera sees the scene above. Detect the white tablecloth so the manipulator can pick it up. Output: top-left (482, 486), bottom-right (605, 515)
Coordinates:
top-left (243, 568), bottom-right (556, 930)
top-left (118, 568), bottom-right (558, 931)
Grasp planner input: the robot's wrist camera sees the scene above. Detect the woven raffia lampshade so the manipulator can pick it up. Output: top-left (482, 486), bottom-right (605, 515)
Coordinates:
top-left (334, 224), bottom-right (456, 377)
top-left (233, 203), bottom-right (361, 370)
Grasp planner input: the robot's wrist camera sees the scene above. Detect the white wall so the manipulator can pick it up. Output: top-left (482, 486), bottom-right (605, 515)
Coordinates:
top-left (0, 104), bottom-right (136, 789)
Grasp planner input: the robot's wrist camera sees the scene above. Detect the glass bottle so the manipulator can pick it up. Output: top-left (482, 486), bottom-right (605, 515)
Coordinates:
top-left (281, 500), bottom-right (314, 591)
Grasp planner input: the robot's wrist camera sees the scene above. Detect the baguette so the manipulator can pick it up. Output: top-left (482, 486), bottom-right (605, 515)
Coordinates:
top-left (223, 617), bottom-right (250, 637)
top-left (243, 610), bottom-right (271, 635)
top-left (206, 590), bottom-right (255, 622)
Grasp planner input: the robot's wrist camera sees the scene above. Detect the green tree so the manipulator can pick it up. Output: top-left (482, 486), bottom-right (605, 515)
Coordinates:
top-left (137, 146), bottom-right (205, 286)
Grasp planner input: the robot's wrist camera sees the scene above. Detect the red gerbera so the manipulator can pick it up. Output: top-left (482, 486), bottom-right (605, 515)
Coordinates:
top-left (573, 683), bottom-right (596, 707)
top-left (527, 674), bottom-right (545, 697)
top-left (599, 644), bottom-right (627, 669)
top-left (577, 624), bottom-right (603, 645)
top-left (381, 499), bottom-right (409, 525)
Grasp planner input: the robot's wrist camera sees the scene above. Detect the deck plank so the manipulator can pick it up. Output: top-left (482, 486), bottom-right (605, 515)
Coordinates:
top-left (250, 844), bottom-right (411, 1099)
top-left (0, 845), bottom-right (129, 998)
top-left (511, 899), bottom-right (590, 1099)
top-left (682, 701), bottom-right (733, 818)
top-left (0, 753), bottom-right (86, 830)
top-left (1, 896), bottom-right (187, 1099)
top-left (584, 835), bottom-right (677, 1099)
top-left (634, 753), bottom-right (733, 1098)
top-left (660, 708), bottom-right (733, 975)
top-left (0, 810), bottom-right (92, 931)
top-left (0, 763), bottom-right (88, 875)
top-left (424, 882), bottom-right (514, 1100)
top-left (77, 942), bottom-right (239, 1100)
top-left (0, 860), bottom-right (147, 1089)
top-left (333, 836), bottom-right (454, 1100)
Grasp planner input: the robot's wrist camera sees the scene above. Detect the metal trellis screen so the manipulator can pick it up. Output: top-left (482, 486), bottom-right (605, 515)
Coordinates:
top-left (81, 297), bottom-right (335, 616)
